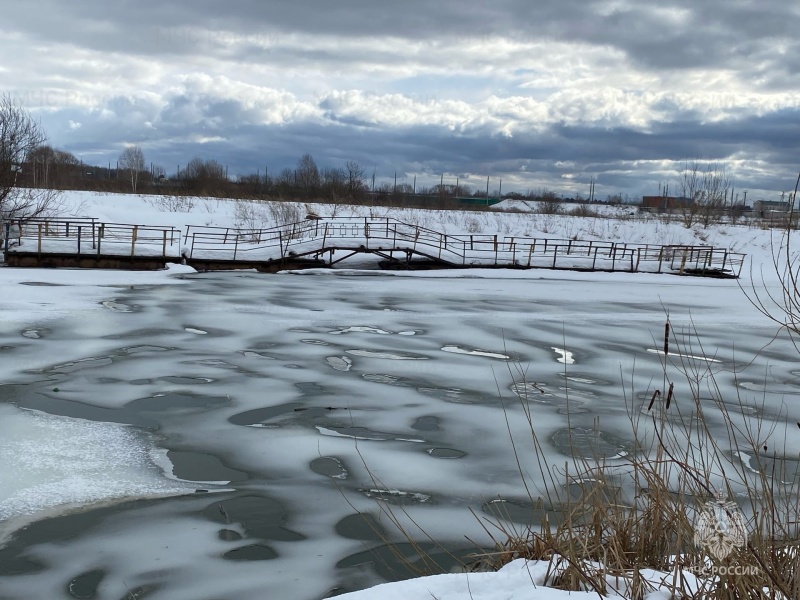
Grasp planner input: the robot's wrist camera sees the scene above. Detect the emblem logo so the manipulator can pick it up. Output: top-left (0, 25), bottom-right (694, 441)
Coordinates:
top-left (694, 493), bottom-right (747, 560)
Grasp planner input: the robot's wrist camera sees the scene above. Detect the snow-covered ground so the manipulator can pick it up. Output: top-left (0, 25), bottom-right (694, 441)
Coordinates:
top-left (0, 190), bottom-right (797, 599)
top-left (52, 190), bottom-right (773, 257)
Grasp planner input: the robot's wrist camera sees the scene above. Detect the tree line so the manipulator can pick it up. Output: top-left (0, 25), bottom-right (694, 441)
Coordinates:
top-left (15, 144), bottom-right (515, 203)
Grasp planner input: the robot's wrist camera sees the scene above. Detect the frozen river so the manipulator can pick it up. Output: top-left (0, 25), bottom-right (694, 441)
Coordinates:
top-left (0, 269), bottom-right (798, 599)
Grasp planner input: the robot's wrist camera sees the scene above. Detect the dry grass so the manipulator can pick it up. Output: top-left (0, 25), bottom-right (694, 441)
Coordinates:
top-left (356, 318), bottom-right (800, 599)
top-left (463, 320), bottom-right (800, 599)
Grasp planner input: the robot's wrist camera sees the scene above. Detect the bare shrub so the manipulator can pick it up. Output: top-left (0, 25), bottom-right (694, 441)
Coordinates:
top-left (266, 200), bottom-right (302, 225)
top-left (569, 204), bottom-right (600, 218)
top-left (233, 200), bottom-right (267, 230)
top-left (464, 217), bottom-right (483, 233)
top-left (536, 200), bottom-right (564, 215)
top-left (147, 194), bottom-right (196, 212)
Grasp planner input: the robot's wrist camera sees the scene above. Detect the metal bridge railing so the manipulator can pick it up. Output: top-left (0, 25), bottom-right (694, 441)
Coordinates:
top-left (4, 216), bottom-right (746, 277)
top-left (3, 219), bottom-right (180, 257)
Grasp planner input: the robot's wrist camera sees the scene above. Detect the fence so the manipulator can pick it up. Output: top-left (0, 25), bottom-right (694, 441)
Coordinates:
top-left (2, 218), bottom-right (180, 258)
top-left (3, 216), bottom-right (746, 277)
top-left (180, 217), bottom-right (746, 276)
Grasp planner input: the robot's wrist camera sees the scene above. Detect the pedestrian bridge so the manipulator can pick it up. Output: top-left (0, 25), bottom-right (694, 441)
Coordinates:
top-left (1, 216), bottom-right (746, 277)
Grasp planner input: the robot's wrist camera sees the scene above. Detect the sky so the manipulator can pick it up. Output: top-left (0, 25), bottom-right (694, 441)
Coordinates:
top-left (2, 0), bottom-right (800, 200)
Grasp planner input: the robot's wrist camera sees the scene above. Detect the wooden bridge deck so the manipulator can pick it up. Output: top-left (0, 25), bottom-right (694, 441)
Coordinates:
top-left (1, 217), bottom-right (746, 277)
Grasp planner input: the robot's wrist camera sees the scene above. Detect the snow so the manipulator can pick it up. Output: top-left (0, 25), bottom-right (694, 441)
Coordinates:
top-left (335, 557), bottom-right (704, 600)
top-left (54, 191), bottom-right (737, 251)
top-left (337, 559), bottom-right (562, 600)
top-left (0, 190), bottom-right (797, 600)
top-left (0, 262), bottom-right (194, 325)
top-left (0, 405), bottom-right (199, 546)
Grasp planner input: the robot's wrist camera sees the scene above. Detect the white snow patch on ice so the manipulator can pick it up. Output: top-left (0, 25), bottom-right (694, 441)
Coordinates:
top-left (441, 345), bottom-right (509, 359)
top-left (647, 348), bottom-right (721, 363)
top-left (345, 349), bottom-right (428, 360)
top-left (0, 405), bottom-right (197, 545)
top-left (330, 326), bottom-right (393, 335)
top-left (316, 426), bottom-right (381, 440)
top-left (552, 347), bottom-right (576, 364)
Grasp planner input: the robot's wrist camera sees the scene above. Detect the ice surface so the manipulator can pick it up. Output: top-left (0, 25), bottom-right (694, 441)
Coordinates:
top-left (0, 247), bottom-right (798, 599)
top-left (0, 404), bottom-right (198, 543)
top-left (327, 356), bottom-right (353, 371)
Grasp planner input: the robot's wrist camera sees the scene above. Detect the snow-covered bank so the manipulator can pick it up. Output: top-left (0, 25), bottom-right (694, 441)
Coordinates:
top-left (335, 558), bottom-right (705, 600)
top-left (49, 190), bottom-right (788, 279)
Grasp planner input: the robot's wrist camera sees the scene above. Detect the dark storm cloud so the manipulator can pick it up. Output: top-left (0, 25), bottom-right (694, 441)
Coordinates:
top-left (4, 0), bottom-right (800, 197)
top-left (40, 85), bottom-right (800, 199)
top-left (4, 0), bottom-right (799, 74)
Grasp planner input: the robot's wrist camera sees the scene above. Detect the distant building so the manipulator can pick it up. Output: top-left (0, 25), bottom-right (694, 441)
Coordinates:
top-left (753, 200), bottom-right (791, 217)
top-left (640, 196), bottom-right (693, 212)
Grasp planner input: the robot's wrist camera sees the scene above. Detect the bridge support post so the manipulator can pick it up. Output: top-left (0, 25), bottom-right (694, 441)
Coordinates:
top-left (130, 226), bottom-right (138, 257)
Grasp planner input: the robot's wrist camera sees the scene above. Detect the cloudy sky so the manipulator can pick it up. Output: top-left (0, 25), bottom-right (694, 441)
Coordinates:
top-left (3, 0), bottom-right (799, 199)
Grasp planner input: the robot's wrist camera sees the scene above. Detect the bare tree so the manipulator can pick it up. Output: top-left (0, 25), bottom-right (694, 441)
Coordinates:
top-left (119, 145), bottom-right (145, 193)
top-left (0, 96), bottom-right (61, 224)
top-left (296, 153), bottom-right (320, 199)
top-left (677, 159), bottom-right (732, 228)
top-left (344, 160), bottom-right (366, 200)
top-left (743, 171), bottom-right (800, 342)
top-left (321, 166), bottom-right (346, 200)
top-left (181, 157), bottom-right (226, 194)
top-left (26, 145), bottom-right (81, 189)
